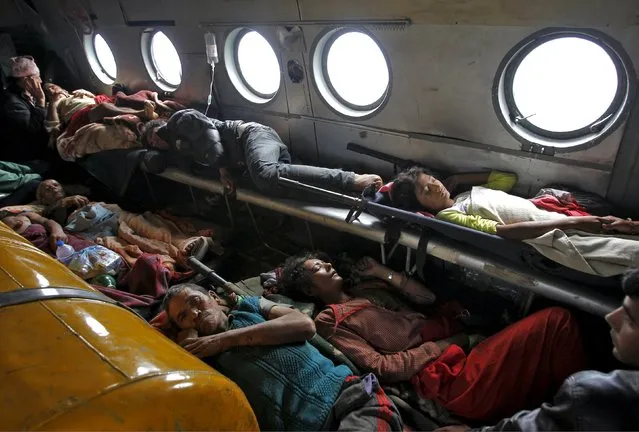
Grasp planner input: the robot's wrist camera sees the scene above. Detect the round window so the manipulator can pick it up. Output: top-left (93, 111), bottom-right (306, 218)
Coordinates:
top-left (141, 30), bottom-right (182, 91)
top-left (225, 28), bottom-right (281, 104)
top-left (84, 33), bottom-right (117, 85)
top-left (494, 29), bottom-right (635, 150)
top-left (313, 28), bottom-right (390, 118)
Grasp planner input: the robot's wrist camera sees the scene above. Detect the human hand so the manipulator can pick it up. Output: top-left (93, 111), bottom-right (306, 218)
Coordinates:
top-left (61, 195), bottom-right (90, 209)
top-left (219, 167), bottom-right (236, 195)
top-left (567, 216), bottom-right (613, 233)
top-left (180, 333), bottom-right (230, 358)
top-left (25, 76), bottom-right (45, 106)
top-left (601, 216), bottom-right (638, 235)
top-left (353, 256), bottom-right (383, 278)
top-left (49, 230), bottom-right (68, 251)
top-left (72, 89), bottom-right (95, 98)
top-left (435, 425), bottom-right (471, 432)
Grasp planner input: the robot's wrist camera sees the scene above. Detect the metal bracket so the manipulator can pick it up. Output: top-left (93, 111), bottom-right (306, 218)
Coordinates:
top-left (521, 142), bottom-right (555, 156)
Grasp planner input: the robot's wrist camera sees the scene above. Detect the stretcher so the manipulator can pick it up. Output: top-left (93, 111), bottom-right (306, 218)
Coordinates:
top-left (145, 168), bottom-right (618, 316)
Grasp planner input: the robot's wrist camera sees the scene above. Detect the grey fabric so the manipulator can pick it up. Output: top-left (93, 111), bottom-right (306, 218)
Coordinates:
top-left (475, 370), bottom-right (639, 431)
top-left (64, 203), bottom-right (119, 240)
top-left (324, 373), bottom-right (404, 431)
top-left (258, 296), bottom-right (293, 317)
top-left (161, 109), bottom-right (356, 195)
top-left (243, 126), bottom-right (355, 195)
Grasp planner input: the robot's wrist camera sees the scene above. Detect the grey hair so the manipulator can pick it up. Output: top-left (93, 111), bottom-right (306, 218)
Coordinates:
top-left (162, 283), bottom-right (210, 325)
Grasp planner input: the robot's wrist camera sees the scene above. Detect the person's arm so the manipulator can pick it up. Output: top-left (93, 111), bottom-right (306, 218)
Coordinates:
top-left (315, 309), bottom-right (442, 383)
top-left (469, 375), bottom-right (582, 432)
top-left (495, 216), bottom-right (610, 241)
top-left (181, 306), bottom-right (316, 358)
top-left (46, 96), bottom-right (61, 124)
top-left (24, 212), bottom-right (67, 250)
top-left (438, 209), bottom-right (612, 240)
top-left (354, 257), bottom-right (436, 305)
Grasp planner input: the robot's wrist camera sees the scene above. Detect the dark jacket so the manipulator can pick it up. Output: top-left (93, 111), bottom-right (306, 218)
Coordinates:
top-left (0, 88), bottom-right (49, 162)
top-left (160, 109), bottom-right (250, 171)
top-left (475, 370), bottom-right (639, 431)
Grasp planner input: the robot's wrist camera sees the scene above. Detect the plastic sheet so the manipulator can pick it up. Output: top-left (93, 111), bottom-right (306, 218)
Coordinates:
top-left (61, 245), bottom-right (123, 280)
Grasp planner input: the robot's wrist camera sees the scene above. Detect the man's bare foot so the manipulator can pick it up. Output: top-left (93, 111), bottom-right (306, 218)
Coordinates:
top-left (352, 174), bottom-right (383, 191)
top-left (143, 100), bottom-right (159, 120)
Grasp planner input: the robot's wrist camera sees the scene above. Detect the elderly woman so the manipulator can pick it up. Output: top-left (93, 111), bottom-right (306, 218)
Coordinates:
top-left (43, 83), bottom-right (159, 140)
top-left (280, 252), bottom-right (585, 422)
top-left (390, 167), bottom-right (638, 240)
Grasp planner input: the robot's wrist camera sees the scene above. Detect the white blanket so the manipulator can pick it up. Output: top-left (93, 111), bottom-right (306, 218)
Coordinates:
top-left (469, 187), bottom-right (639, 277)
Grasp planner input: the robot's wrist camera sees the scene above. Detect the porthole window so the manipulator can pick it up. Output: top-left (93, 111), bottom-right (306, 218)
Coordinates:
top-left (84, 33), bottom-right (117, 85)
top-left (141, 30), bottom-right (182, 91)
top-left (312, 28), bottom-right (390, 118)
top-left (494, 29), bottom-right (635, 150)
top-left (224, 28), bottom-right (281, 104)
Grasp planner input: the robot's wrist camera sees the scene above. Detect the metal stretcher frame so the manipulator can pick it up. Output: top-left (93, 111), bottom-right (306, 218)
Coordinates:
top-left (145, 168), bottom-right (618, 317)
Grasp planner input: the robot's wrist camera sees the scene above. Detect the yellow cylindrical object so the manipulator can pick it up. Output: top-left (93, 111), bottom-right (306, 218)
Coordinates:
top-left (0, 222), bottom-right (258, 431)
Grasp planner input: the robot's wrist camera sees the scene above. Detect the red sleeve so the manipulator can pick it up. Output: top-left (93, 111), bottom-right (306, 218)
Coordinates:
top-left (315, 308), bottom-right (442, 383)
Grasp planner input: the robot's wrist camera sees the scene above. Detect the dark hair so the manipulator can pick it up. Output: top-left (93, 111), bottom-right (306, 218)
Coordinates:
top-left (280, 251), bottom-right (336, 301)
top-left (0, 209), bottom-right (17, 220)
top-left (162, 283), bottom-right (209, 319)
top-left (140, 119), bottom-right (167, 147)
top-left (622, 269), bottom-right (639, 299)
top-left (390, 166), bottom-right (436, 211)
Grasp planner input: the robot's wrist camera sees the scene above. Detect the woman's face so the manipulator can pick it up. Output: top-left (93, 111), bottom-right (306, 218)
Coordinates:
top-left (44, 83), bottom-right (69, 98)
top-left (414, 173), bottom-right (452, 212)
top-left (302, 259), bottom-right (344, 304)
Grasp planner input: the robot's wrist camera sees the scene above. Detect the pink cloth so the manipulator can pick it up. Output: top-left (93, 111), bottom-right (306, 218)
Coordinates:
top-left (10, 56), bottom-right (39, 77)
top-left (530, 195), bottom-right (591, 217)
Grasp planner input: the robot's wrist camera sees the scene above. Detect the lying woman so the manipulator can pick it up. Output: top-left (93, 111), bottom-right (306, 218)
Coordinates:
top-left (280, 253), bottom-right (586, 423)
top-left (390, 167), bottom-right (638, 239)
top-left (44, 83), bottom-right (160, 138)
top-left (389, 167), bottom-right (639, 276)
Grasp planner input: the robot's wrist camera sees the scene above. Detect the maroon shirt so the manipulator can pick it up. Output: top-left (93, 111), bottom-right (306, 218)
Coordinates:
top-left (315, 287), bottom-right (460, 383)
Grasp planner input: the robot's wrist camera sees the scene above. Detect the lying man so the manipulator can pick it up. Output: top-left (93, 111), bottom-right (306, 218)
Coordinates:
top-left (163, 283), bottom-right (403, 431)
top-left (280, 253), bottom-right (586, 423)
top-left (141, 109), bottom-right (383, 195)
top-left (437, 268), bottom-right (639, 431)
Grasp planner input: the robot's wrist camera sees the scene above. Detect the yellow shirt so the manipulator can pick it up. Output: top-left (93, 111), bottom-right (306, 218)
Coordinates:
top-left (436, 171), bottom-right (517, 234)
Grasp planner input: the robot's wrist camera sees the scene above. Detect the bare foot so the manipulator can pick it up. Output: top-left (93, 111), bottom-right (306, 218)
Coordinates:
top-left (143, 100), bottom-right (159, 120)
top-left (352, 174), bottom-right (383, 191)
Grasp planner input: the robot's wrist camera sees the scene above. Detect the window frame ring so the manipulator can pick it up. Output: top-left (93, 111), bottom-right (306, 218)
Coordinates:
top-left (141, 28), bottom-right (182, 91)
top-left (92, 33), bottom-right (117, 81)
top-left (503, 30), bottom-right (627, 140)
top-left (320, 27), bottom-right (390, 112)
top-left (232, 28), bottom-right (280, 100)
